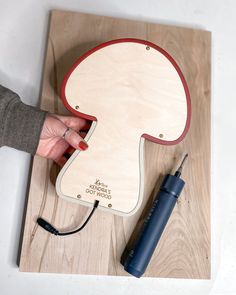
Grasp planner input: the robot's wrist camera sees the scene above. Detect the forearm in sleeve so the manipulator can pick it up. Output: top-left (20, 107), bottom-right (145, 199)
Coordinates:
top-left (0, 84), bottom-right (47, 155)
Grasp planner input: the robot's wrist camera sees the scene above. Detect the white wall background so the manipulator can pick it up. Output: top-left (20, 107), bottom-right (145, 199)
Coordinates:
top-left (0, 0), bottom-right (235, 294)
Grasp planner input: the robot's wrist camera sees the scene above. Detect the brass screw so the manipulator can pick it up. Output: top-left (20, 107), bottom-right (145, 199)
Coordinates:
top-left (108, 204), bottom-right (112, 208)
top-left (159, 134), bottom-right (164, 138)
top-left (146, 46), bottom-right (150, 50)
top-left (75, 105), bottom-right (79, 110)
top-left (77, 194), bottom-right (81, 199)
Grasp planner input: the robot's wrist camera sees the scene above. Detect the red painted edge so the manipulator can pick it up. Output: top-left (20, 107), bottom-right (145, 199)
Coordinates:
top-left (61, 38), bottom-right (191, 145)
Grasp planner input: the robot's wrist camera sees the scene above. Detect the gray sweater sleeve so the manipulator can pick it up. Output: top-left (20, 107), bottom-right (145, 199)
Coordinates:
top-left (0, 84), bottom-right (47, 155)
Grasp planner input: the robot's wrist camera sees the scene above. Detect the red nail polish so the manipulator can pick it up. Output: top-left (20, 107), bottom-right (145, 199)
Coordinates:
top-left (78, 141), bottom-right (88, 151)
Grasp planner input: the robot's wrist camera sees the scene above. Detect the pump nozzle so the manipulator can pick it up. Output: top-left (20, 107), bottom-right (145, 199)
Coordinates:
top-left (174, 153), bottom-right (188, 178)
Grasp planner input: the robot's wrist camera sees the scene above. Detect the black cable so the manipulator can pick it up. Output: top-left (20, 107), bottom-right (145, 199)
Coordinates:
top-left (37, 200), bottom-right (99, 236)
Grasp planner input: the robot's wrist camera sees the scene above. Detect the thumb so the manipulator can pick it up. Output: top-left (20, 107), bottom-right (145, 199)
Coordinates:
top-left (63, 127), bottom-right (88, 151)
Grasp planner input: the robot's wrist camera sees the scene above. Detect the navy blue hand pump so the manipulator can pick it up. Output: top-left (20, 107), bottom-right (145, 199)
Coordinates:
top-left (121, 154), bottom-right (188, 278)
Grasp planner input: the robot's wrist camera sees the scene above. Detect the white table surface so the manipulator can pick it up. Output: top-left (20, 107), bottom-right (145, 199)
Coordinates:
top-left (0, 0), bottom-right (235, 294)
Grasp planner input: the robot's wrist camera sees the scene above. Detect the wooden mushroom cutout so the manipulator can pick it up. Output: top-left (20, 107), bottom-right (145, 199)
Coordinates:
top-left (56, 39), bottom-right (191, 216)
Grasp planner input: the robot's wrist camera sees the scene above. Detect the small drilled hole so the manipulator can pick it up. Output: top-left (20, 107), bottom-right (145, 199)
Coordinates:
top-left (146, 46), bottom-right (150, 50)
top-left (108, 204), bottom-right (112, 208)
top-left (159, 134), bottom-right (164, 138)
top-left (77, 194), bottom-right (81, 199)
top-left (75, 105), bottom-right (79, 110)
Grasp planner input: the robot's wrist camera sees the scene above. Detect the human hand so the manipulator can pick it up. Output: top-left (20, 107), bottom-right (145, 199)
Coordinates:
top-left (36, 113), bottom-right (89, 166)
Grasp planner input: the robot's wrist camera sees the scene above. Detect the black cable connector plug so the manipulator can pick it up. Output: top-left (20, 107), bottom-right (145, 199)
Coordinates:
top-left (37, 199), bottom-right (99, 236)
top-left (37, 218), bottom-right (59, 235)
top-left (93, 200), bottom-right (99, 208)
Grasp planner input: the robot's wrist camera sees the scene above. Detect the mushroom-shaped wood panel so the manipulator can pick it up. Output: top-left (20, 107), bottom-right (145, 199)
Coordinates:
top-left (56, 38), bottom-right (191, 216)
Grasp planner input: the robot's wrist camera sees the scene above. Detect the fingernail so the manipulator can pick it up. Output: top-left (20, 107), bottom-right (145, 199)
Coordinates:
top-left (78, 140), bottom-right (88, 151)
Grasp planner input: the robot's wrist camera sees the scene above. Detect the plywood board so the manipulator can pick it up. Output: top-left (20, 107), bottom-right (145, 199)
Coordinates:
top-left (19, 10), bottom-right (211, 279)
top-left (57, 39), bottom-right (190, 216)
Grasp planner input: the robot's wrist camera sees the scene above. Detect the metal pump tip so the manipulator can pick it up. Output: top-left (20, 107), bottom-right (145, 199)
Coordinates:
top-left (176, 153), bottom-right (188, 175)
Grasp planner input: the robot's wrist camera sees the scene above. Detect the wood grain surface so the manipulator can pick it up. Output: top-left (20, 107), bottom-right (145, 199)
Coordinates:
top-left (19, 10), bottom-right (211, 279)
